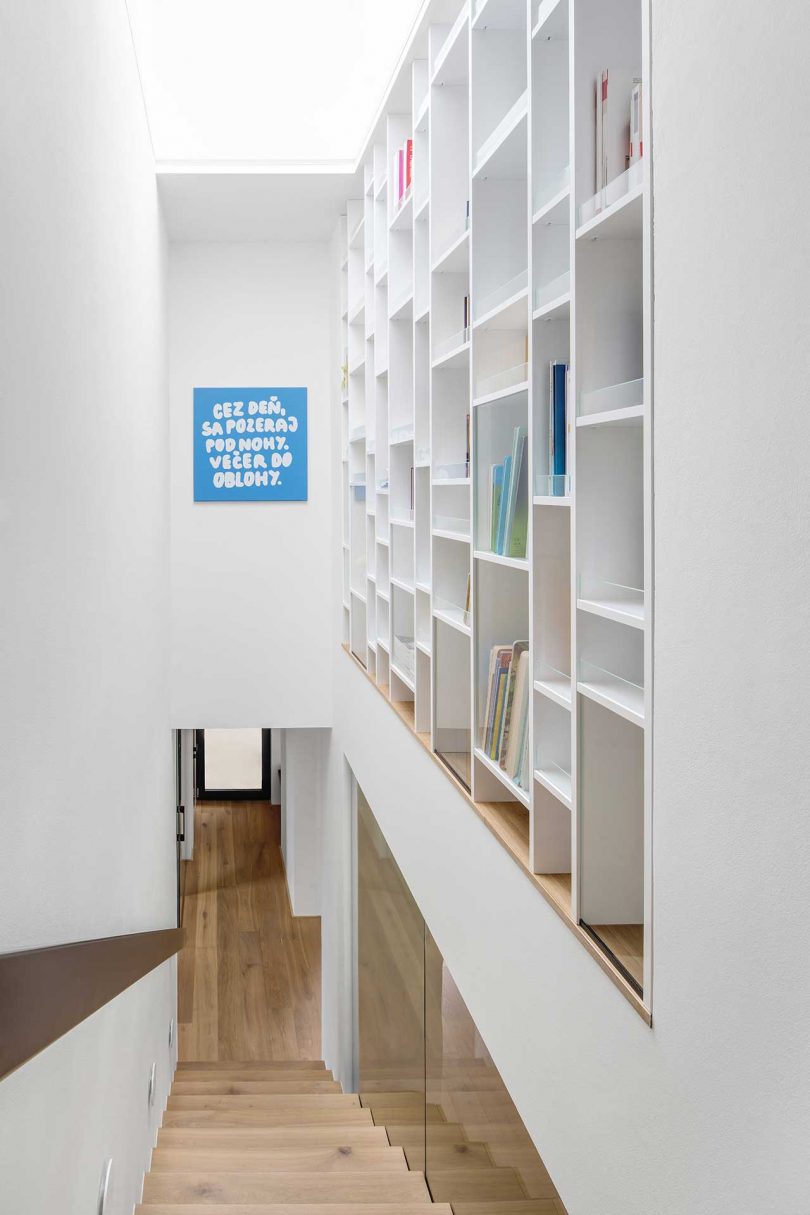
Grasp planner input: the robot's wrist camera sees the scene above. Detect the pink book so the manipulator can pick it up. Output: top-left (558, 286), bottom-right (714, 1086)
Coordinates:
top-left (405, 139), bottom-right (413, 192)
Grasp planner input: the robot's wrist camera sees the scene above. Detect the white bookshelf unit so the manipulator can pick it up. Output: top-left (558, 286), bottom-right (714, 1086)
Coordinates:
top-left (339, 0), bottom-right (652, 1018)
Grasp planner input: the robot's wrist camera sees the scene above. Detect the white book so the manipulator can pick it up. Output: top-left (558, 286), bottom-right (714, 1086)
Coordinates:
top-left (629, 79), bottom-right (643, 164)
top-left (603, 69), bottom-right (639, 185)
top-left (595, 73), bottom-right (604, 194)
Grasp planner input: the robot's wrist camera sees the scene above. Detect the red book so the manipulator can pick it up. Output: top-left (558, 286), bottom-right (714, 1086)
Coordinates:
top-left (405, 139), bottom-right (413, 192)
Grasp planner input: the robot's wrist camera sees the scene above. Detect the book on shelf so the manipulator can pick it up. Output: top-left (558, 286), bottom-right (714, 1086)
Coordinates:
top-left (629, 80), bottom-right (643, 164)
top-left (482, 641), bottom-right (530, 790)
top-left (392, 138), bottom-right (414, 210)
top-left (546, 362), bottom-right (568, 496)
top-left (487, 425), bottom-right (528, 557)
top-left (595, 69), bottom-right (642, 194)
top-left (463, 293), bottom-right (470, 332)
top-left (465, 413), bottom-right (471, 478)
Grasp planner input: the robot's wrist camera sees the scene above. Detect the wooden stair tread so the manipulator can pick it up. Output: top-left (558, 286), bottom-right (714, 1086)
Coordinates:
top-left (172, 1070), bottom-right (332, 1083)
top-left (168, 1094), bottom-right (360, 1110)
top-left (404, 1142), bottom-right (493, 1170)
top-left (140, 1171), bottom-right (432, 1204)
top-left (157, 1126), bottom-right (391, 1150)
top-left (150, 1146), bottom-right (408, 1172)
top-left (384, 1123), bottom-right (467, 1147)
top-left (137, 1206), bottom-right (453, 1214)
top-left (451, 1203), bottom-right (562, 1214)
top-left (426, 1167), bottom-right (528, 1202)
top-left (177, 1061), bottom-right (327, 1071)
top-left (162, 1108), bottom-right (375, 1128)
top-left (171, 1081), bottom-right (342, 1095)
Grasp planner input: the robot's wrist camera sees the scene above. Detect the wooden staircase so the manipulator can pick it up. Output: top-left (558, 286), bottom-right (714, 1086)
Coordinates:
top-left (137, 1060), bottom-right (450, 1213)
top-left (137, 1061), bottom-right (562, 1214)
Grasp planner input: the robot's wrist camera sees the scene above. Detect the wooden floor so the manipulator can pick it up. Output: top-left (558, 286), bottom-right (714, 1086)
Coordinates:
top-left (178, 801), bottom-right (321, 1062)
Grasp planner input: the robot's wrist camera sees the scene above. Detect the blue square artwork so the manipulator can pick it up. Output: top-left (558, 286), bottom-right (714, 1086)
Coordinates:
top-left (193, 387), bottom-right (308, 502)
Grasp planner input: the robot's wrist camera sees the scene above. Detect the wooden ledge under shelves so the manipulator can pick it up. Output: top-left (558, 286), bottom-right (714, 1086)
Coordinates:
top-left (342, 643), bottom-right (651, 1026)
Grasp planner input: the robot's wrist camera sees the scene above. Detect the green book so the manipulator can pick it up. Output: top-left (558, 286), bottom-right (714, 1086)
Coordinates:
top-left (490, 464), bottom-right (504, 552)
top-left (507, 431), bottom-right (529, 558)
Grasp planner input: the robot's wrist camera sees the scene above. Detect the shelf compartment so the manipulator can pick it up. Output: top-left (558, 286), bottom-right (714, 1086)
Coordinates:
top-left (534, 270), bottom-right (570, 314)
top-left (389, 285), bottom-right (414, 320)
top-left (533, 175), bottom-right (570, 225)
top-left (390, 423), bottom-right (415, 446)
top-left (474, 363), bottom-right (529, 405)
top-left (389, 189), bottom-right (414, 232)
top-left (533, 661), bottom-right (572, 709)
top-left (392, 634), bottom-right (416, 686)
top-left (433, 461), bottom-right (469, 481)
top-left (577, 578), bottom-right (644, 630)
top-left (432, 327), bottom-right (471, 367)
top-left (534, 473), bottom-right (570, 499)
top-left (474, 747), bottom-right (531, 808)
top-left (432, 227), bottom-right (470, 275)
top-left (474, 269), bottom-right (529, 329)
top-left (534, 762), bottom-right (572, 809)
top-left (434, 614), bottom-right (472, 792)
top-left (473, 0), bottom-right (527, 31)
top-left (431, 6), bottom-right (469, 86)
top-left (578, 376), bottom-right (644, 420)
top-left (475, 550), bottom-right (529, 572)
top-left (473, 90), bottom-right (528, 180)
top-left (577, 161), bottom-right (644, 239)
top-left (433, 594), bottom-right (472, 637)
top-left (577, 659), bottom-right (644, 728)
top-left (433, 516), bottom-right (471, 543)
top-left (579, 695), bottom-right (645, 931)
top-left (577, 404), bottom-right (644, 429)
top-left (532, 0), bottom-right (568, 40)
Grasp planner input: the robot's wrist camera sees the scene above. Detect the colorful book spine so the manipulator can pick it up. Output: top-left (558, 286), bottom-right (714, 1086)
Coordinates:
top-left (507, 435), bottom-right (529, 557)
top-left (405, 138), bottom-right (413, 191)
top-left (503, 426), bottom-right (527, 556)
top-left (495, 455), bottom-right (512, 554)
top-left (490, 465), bottom-right (504, 552)
top-left (488, 650), bottom-right (512, 759)
top-left (552, 362), bottom-right (567, 481)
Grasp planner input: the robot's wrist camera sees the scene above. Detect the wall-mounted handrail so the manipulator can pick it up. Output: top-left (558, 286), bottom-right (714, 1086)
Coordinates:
top-left (0, 927), bottom-right (184, 1082)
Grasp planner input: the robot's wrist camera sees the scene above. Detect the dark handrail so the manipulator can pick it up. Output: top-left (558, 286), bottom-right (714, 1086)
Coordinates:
top-left (0, 927), bottom-right (184, 1082)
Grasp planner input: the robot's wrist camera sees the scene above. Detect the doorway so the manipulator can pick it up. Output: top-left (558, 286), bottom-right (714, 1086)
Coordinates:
top-left (195, 727), bottom-right (272, 800)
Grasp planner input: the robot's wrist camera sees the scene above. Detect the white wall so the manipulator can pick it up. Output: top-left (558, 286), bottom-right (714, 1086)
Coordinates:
top-left (321, 4), bottom-right (810, 1213)
top-left (0, 1), bottom-right (174, 1211)
top-left (281, 729), bottom-right (327, 917)
top-left (169, 242), bottom-right (334, 728)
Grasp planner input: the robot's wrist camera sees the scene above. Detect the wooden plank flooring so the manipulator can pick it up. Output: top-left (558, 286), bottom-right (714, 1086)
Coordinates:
top-left (178, 801), bottom-right (321, 1062)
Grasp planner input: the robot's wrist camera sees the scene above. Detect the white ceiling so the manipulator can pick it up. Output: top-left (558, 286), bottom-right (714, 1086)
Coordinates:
top-left (157, 166), bottom-right (357, 243)
top-left (126, 0), bottom-right (425, 165)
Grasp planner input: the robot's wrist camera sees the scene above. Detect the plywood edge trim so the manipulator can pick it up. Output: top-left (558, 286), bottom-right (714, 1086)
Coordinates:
top-left (341, 644), bottom-right (652, 1026)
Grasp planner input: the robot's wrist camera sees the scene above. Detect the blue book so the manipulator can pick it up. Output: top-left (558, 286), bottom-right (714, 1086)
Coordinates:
top-left (552, 362), bottom-right (567, 493)
top-left (496, 455), bottom-right (512, 554)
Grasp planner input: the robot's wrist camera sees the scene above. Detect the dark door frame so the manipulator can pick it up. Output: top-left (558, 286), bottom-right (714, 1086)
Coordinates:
top-left (195, 728), bottom-right (272, 801)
